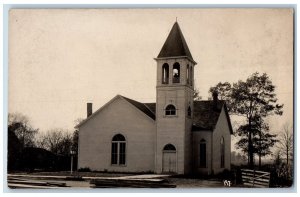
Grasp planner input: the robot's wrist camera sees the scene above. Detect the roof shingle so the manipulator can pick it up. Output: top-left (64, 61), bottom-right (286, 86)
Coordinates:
top-left (157, 22), bottom-right (194, 61)
top-left (121, 96), bottom-right (156, 120)
top-left (192, 101), bottom-right (224, 131)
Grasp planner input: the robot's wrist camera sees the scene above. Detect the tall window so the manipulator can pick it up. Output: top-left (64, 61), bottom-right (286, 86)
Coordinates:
top-left (165, 104), bottom-right (176, 116)
top-left (173, 62), bottom-right (180, 83)
top-left (189, 66), bottom-right (193, 85)
top-left (200, 139), bottom-right (206, 168)
top-left (220, 137), bottom-right (225, 168)
top-left (187, 106), bottom-right (191, 117)
top-left (186, 65), bottom-right (189, 84)
top-left (162, 63), bottom-right (169, 84)
top-left (111, 134), bottom-right (126, 165)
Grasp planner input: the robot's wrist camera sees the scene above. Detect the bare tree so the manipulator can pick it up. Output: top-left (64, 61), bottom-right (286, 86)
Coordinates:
top-left (72, 118), bottom-right (84, 154)
top-left (277, 123), bottom-right (293, 165)
top-left (36, 129), bottom-right (73, 156)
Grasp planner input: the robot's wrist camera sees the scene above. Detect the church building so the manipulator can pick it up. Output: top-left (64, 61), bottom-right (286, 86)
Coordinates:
top-left (76, 22), bottom-right (233, 175)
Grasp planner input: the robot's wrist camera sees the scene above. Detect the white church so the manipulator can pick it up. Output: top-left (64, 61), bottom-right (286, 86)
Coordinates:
top-left (76, 22), bottom-right (233, 175)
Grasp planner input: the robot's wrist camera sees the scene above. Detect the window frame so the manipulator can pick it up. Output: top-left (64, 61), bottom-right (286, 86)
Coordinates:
top-left (162, 63), bottom-right (169, 84)
top-left (199, 139), bottom-right (207, 168)
top-left (220, 137), bottom-right (225, 168)
top-left (186, 64), bottom-right (189, 85)
top-left (165, 104), bottom-right (177, 116)
top-left (163, 143), bottom-right (176, 152)
top-left (172, 62), bottom-right (180, 83)
top-left (111, 134), bottom-right (126, 166)
top-left (189, 66), bottom-right (193, 86)
top-left (187, 106), bottom-right (192, 117)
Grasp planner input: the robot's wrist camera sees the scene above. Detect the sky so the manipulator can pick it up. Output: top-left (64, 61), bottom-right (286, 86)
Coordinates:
top-left (8, 8), bottom-right (293, 141)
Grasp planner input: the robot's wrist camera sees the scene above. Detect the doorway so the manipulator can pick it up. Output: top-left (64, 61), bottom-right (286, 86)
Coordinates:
top-left (162, 144), bottom-right (177, 173)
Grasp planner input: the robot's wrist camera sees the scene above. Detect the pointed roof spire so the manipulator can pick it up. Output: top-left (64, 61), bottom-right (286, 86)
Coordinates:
top-left (157, 22), bottom-right (194, 61)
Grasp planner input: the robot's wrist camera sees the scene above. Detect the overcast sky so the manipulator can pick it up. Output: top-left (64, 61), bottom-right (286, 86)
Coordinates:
top-left (9, 8), bottom-right (293, 138)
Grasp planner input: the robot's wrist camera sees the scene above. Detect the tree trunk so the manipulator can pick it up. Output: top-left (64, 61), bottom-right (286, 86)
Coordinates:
top-left (248, 132), bottom-right (254, 168)
top-left (286, 148), bottom-right (289, 165)
top-left (258, 127), bottom-right (262, 169)
top-left (248, 118), bottom-right (254, 168)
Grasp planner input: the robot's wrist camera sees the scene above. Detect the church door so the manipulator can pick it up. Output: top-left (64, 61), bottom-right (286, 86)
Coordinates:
top-left (162, 144), bottom-right (177, 173)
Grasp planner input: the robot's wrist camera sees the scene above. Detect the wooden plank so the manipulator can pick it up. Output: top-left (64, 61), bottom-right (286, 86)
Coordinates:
top-left (47, 182), bottom-right (67, 187)
top-left (253, 182), bottom-right (269, 187)
top-left (8, 174), bottom-right (67, 180)
top-left (254, 178), bottom-right (269, 183)
top-left (8, 180), bottom-right (48, 185)
top-left (242, 178), bottom-right (269, 184)
top-left (241, 177), bottom-right (254, 180)
top-left (241, 174), bottom-right (252, 177)
top-left (242, 175), bottom-right (254, 179)
top-left (243, 182), bottom-right (254, 187)
top-left (8, 179), bottom-right (67, 187)
top-left (241, 169), bottom-right (254, 172)
top-left (255, 174), bottom-right (270, 179)
top-left (8, 183), bottom-right (60, 189)
top-left (254, 170), bottom-right (270, 174)
top-left (90, 178), bottom-right (175, 188)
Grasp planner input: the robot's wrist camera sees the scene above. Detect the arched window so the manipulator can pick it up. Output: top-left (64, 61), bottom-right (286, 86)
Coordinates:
top-left (163, 144), bottom-right (176, 151)
top-left (165, 104), bottom-right (176, 116)
top-left (187, 106), bottom-right (191, 117)
top-left (220, 137), bottom-right (225, 168)
top-left (186, 65), bottom-right (189, 84)
top-left (111, 134), bottom-right (126, 165)
top-left (162, 63), bottom-right (169, 84)
top-left (172, 62), bottom-right (180, 83)
top-left (200, 139), bottom-right (206, 168)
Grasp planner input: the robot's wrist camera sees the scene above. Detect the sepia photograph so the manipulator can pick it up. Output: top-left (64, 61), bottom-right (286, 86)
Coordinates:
top-left (6, 7), bottom-right (294, 190)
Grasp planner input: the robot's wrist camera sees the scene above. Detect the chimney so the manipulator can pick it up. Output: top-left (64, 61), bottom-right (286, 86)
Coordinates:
top-left (212, 91), bottom-right (218, 110)
top-left (87, 103), bottom-right (93, 117)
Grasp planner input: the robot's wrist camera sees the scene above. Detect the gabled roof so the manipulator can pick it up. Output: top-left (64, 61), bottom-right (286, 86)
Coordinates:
top-left (121, 96), bottom-right (156, 120)
top-left (192, 101), bottom-right (225, 131)
top-left (192, 100), bottom-right (233, 134)
top-left (75, 95), bottom-right (155, 128)
top-left (144, 103), bottom-right (156, 115)
top-left (157, 22), bottom-right (194, 61)
top-left (76, 95), bottom-right (233, 134)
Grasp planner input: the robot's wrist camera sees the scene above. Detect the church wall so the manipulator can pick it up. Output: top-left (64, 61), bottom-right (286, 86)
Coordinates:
top-left (192, 131), bottom-right (212, 175)
top-left (78, 97), bottom-right (155, 173)
top-left (212, 106), bottom-right (232, 174)
top-left (155, 88), bottom-right (186, 174)
top-left (155, 88), bottom-right (194, 174)
top-left (155, 93), bottom-right (186, 174)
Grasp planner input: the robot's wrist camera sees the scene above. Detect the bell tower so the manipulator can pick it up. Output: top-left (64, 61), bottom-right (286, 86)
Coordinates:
top-left (155, 22), bottom-right (196, 174)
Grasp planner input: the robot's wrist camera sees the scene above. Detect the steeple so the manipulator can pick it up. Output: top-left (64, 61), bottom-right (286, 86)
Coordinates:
top-left (157, 22), bottom-right (194, 62)
top-left (155, 21), bottom-right (196, 174)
